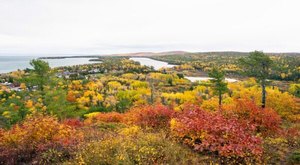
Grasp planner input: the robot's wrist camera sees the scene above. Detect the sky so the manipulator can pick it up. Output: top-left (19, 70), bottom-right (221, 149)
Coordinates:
top-left (0, 0), bottom-right (300, 56)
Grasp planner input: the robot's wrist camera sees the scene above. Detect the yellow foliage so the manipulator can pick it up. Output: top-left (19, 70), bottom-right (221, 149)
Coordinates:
top-left (25, 100), bottom-right (34, 108)
top-left (266, 88), bottom-right (297, 120)
top-left (2, 111), bottom-right (11, 118)
top-left (107, 81), bottom-right (122, 90)
top-left (20, 83), bottom-right (26, 90)
top-left (119, 125), bottom-right (141, 136)
top-left (84, 112), bottom-right (100, 118)
top-left (200, 97), bottom-right (219, 111)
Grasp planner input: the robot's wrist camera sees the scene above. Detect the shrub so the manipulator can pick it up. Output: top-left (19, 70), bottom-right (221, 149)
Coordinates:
top-left (289, 150), bottom-right (300, 164)
top-left (226, 99), bottom-right (282, 137)
top-left (84, 112), bottom-right (124, 125)
top-left (281, 124), bottom-right (300, 145)
top-left (266, 88), bottom-right (298, 121)
top-left (171, 104), bottom-right (263, 162)
top-left (0, 114), bottom-right (83, 164)
top-left (263, 137), bottom-right (289, 163)
top-left (200, 97), bottom-right (219, 111)
top-left (66, 128), bottom-right (203, 165)
top-left (62, 118), bottom-right (84, 128)
top-left (125, 104), bottom-right (174, 129)
top-left (84, 104), bottom-right (174, 129)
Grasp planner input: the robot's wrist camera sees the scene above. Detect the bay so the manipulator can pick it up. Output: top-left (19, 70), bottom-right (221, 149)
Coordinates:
top-left (0, 56), bottom-right (100, 73)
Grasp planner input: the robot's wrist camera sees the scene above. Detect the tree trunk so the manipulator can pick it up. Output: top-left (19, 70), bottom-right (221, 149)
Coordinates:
top-left (261, 81), bottom-right (266, 109)
top-left (149, 79), bottom-right (155, 104)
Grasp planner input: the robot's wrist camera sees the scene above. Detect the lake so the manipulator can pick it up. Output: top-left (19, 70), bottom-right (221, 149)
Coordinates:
top-left (0, 56), bottom-right (100, 73)
top-left (129, 57), bottom-right (176, 70)
top-left (130, 57), bottom-right (238, 82)
top-left (185, 76), bottom-right (238, 83)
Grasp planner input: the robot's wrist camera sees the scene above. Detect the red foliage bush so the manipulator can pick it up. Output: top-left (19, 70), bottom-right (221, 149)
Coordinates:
top-left (0, 114), bottom-right (83, 164)
top-left (171, 104), bottom-right (263, 159)
top-left (84, 104), bottom-right (174, 129)
top-left (62, 118), bottom-right (84, 128)
top-left (227, 99), bottom-right (282, 137)
top-left (281, 125), bottom-right (300, 144)
top-left (126, 104), bottom-right (174, 129)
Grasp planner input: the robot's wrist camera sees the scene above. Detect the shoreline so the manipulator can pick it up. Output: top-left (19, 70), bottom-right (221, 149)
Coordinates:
top-left (38, 55), bottom-right (101, 59)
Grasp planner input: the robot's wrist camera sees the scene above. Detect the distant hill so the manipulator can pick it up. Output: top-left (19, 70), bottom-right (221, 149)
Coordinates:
top-left (105, 51), bottom-right (300, 57)
top-left (107, 51), bottom-right (189, 57)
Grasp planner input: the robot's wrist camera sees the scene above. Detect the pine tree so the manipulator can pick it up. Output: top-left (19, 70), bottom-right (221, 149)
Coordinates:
top-left (239, 51), bottom-right (273, 108)
top-left (208, 67), bottom-right (228, 107)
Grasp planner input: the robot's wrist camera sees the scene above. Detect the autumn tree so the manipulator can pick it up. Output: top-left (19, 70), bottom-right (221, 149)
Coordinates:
top-left (239, 51), bottom-right (273, 108)
top-left (208, 67), bottom-right (228, 107)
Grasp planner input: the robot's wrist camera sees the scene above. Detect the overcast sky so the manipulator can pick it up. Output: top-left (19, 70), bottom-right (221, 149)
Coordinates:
top-left (0, 0), bottom-right (300, 55)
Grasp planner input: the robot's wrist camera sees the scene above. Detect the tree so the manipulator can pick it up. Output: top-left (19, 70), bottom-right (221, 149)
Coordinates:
top-left (25, 59), bottom-right (51, 91)
top-left (208, 67), bottom-right (228, 107)
top-left (167, 78), bottom-right (173, 86)
top-left (239, 51), bottom-right (273, 108)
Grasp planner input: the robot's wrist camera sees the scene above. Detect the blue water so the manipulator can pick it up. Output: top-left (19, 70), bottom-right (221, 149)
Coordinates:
top-left (0, 56), bottom-right (100, 73)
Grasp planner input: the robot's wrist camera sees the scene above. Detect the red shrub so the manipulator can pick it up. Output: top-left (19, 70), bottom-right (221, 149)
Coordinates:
top-left (171, 104), bottom-right (263, 159)
top-left (84, 105), bottom-right (174, 129)
top-left (228, 99), bottom-right (282, 137)
top-left (126, 104), bottom-right (174, 129)
top-left (62, 118), bottom-right (84, 128)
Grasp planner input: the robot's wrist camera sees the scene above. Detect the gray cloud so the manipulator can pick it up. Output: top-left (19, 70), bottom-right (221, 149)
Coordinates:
top-left (0, 0), bottom-right (300, 55)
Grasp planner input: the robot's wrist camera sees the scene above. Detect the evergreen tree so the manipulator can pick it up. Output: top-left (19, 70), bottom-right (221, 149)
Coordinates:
top-left (208, 67), bottom-right (228, 107)
top-left (239, 51), bottom-right (273, 108)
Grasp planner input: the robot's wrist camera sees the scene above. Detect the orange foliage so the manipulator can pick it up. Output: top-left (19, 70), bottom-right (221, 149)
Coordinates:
top-left (66, 91), bottom-right (77, 102)
top-left (85, 112), bottom-right (124, 124)
top-left (0, 114), bottom-right (83, 164)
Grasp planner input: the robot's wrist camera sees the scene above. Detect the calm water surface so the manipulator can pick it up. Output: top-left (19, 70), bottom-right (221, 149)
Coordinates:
top-left (0, 56), bottom-right (100, 73)
top-left (129, 57), bottom-right (176, 70)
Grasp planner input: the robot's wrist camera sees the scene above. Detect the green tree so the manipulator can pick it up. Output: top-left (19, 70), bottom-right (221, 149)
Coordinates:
top-left (167, 78), bottom-right (173, 86)
top-left (208, 67), bottom-right (228, 107)
top-left (25, 59), bottom-right (51, 91)
top-left (239, 51), bottom-right (273, 108)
